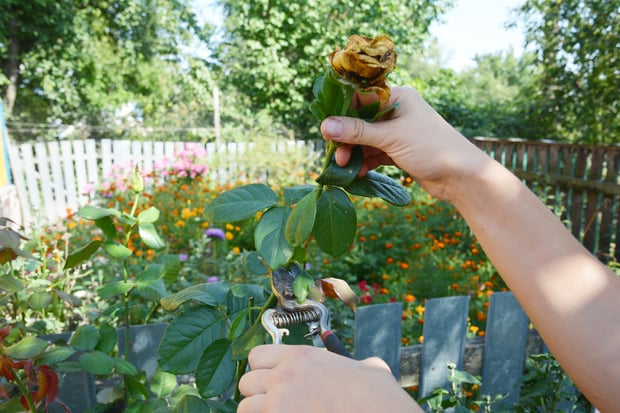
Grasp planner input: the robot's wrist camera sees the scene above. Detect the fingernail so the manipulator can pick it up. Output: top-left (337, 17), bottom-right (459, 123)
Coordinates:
top-left (322, 118), bottom-right (343, 138)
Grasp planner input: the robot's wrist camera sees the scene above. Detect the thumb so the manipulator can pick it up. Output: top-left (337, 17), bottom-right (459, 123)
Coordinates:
top-left (321, 117), bottom-right (384, 148)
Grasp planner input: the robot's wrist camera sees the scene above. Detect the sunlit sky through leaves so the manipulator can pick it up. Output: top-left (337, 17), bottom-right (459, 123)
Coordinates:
top-left (430, 0), bottom-right (526, 71)
top-left (192, 0), bottom-right (526, 72)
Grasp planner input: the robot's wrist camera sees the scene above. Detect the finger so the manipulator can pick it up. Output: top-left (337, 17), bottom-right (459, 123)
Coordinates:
top-left (238, 393), bottom-right (267, 413)
top-left (238, 368), bottom-right (271, 396)
top-left (321, 116), bottom-right (387, 149)
top-left (361, 356), bottom-right (392, 372)
top-left (248, 344), bottom-right (313, 370)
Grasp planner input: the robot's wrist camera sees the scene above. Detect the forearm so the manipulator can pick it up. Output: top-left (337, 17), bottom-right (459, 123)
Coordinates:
top-left (446, 156), bottom-right (620, 410)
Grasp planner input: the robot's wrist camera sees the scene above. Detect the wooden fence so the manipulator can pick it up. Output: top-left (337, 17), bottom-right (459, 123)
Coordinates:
top-left (6, 137), bottom-right (620, 260)
top-left (472, 138), bottom-right (620, 262)
top-left (6, 138), bottom-right (320, 227)
top-left (50, 292), bottom-right (595, 412)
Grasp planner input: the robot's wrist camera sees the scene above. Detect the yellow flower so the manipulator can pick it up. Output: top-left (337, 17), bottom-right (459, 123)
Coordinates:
top-left (225, 231), bottom-right (234, 240)
top-left (232, 246), bottom-right (241, 254)
top-left (329, 34), bottom-right (397, 103)
top-left (225, 223), bottom-right (234, 230)
top-left (414, 305), bottom-right (425, 314)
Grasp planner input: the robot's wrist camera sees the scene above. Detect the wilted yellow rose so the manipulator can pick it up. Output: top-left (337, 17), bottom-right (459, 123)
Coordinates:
top-left (328, 34), bottom-right (397, 103)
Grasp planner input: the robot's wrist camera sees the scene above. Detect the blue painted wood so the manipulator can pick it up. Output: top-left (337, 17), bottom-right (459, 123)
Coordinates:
top-left (418, 295), bottom-right (470, 400)
top-left (43, 333), bottom-right (96, 413)
top-left (481, 291), bottom-right (529, 407)
top-left (354, 301), bottom-right (403, 379)
top-left (117, 323), bottom-right (169, 381)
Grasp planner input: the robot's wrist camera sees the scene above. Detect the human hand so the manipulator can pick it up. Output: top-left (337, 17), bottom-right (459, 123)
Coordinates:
top-left (320, 87), bottom-right (489, 202)
top-left (238, 344), bottom-right (422, 413)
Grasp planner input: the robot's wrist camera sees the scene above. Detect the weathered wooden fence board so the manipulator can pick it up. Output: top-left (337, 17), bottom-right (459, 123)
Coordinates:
top-left (473, 138), bottom-right (620, 261)
top-left (418, 295), bottom-right (470, 400)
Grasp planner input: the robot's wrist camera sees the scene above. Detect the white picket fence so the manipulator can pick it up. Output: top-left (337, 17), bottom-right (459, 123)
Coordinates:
top-left (7, 138), bottom-right (322, 227)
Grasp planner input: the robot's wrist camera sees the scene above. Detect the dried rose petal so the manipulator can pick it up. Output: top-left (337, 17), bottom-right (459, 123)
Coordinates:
top-left (328, 34), bottom-right (397, 103)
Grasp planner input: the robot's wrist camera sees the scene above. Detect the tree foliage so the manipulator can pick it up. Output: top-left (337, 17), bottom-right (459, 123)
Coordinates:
top-left (210, 0), bottom-right (452, 137)
top-left (518, 0), bottom-right (620, 143)
top-left (1, 0), bottom-right (214, 141)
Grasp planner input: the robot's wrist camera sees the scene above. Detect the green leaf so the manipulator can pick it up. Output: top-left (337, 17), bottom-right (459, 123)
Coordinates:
top-left (64, 240), bottom-right (102, 269)
top-left (78, 205), bottom-right (120, 220)
top-left (138, 206), bottom-right (160, 223)
top-left (227, 284), bottom-right (267, 318)
top-left (70, 325), bottom-right (101, 351)
top-left (139, 222), bottom-right (166, 250)
top-left (136, 265), bottom-right (168, 301)
top-left (114, 356), bottom-right (138, 375)
top-left (312, 187), bottom-right (357, 257)
top-left (97, 280), bottom-right (134, 298)
top-left (195, 339), bottom-right (235, 398)
top-left (5, 336), bottom-right (49, 359)
top-left (232, 320), bottom-right (265, 361)
top-left (285, 189), bottom-right (317, 247)
top-left (244, 252), bottom-right (269, 275)
top-left (95, 322), bottom-right (117, 354)
top-left (316, 145), bottom-right (363, 187)
top-left (126, 372), bottom-right (149, 400)
top-left (158, 255), bottom-right (182, 286)
top-left (346, 171), bottom-right (412, 206)
top-left (158, 307), bottom-right (227, 374)
top-left (103, 240), bottom-right (133, 258)
top-left (450, 369), bottom-right (482, 385)
top-left (150, 370), bottom-right (178, 398)
top-left (53, 289), bottom-right (82, 306)
top-left (354, 101), bottom-right (381, 121)
top-left (160, 282), bottom-right (229, 311)
top-left (254, 206), bottom-right (293, 269)
top-left (29, 290), bottom-right (53, 310)
top-left (173, 396), bottom-right (213, 413)
top-left (205, 183), bottom-right (278, 223)
top-left (284, 185), bottom-right (315, 205)
top-left (309, 69), bottom-right (354, 120)
top-left (95, 215), bottom-right (117, 239)
top-left (292, 271), bottom-right (314, 304)
top-left (37, 346), bottom-right (76, 365)
top-left (79, 351), bottom-right (114, 375)
top-left (0, 274), bottom-right (25, 293)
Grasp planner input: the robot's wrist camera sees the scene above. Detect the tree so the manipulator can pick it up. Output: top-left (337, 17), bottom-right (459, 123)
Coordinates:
top-left (210, 0), bottom-right (453, 137)
top-left (518, 0), bottom-right (620, 143)
top-left (1, 0), bottom-right (215, 142)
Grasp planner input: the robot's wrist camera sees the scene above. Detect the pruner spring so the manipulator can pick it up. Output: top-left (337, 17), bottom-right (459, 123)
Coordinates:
top-left (261, 300), bottom-right (353, 358)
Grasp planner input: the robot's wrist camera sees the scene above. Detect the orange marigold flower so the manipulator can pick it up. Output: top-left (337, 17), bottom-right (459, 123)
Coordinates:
top-left (381, 274), bottom-right (390, 280)
top-left (398, 262), bottom-right (410, 270)
top-left (476, 311), bottom-right (486, 321)
top-left (404, 294), bottom-right (416, 303)
top-left (385, 242), bottom-right (393, 249)
top-left (401, 337), bottom-right (410, 345)
top-left (386, 257), bottom-right (394, 264)
top-left (232, 247), bottom-right (241, 254)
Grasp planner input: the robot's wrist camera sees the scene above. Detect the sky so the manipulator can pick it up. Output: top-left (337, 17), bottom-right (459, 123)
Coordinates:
top-left (429, 0), bottom-right (526, 71)
top-left (194, 0), bottom-right (527, 72)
